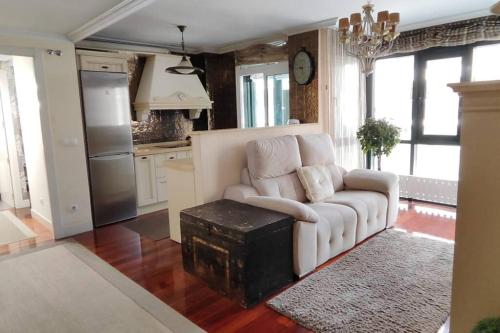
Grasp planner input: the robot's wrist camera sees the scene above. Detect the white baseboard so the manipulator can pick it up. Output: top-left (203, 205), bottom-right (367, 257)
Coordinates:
top-left (137, 201), bottom-right (168, 216)
top-left (30, 209), bottom-right (53, 231)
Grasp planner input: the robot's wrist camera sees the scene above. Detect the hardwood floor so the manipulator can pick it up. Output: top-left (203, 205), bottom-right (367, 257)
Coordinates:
top-left (0, 200), bottom-right (455, 332)
top-left (0, 207), bottom-right (55, 256)
top-left (72, 200), bottom-right (455, 333)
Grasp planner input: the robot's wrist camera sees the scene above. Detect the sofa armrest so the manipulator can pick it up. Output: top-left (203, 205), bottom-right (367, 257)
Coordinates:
top-left (343, 169), bottom-right (400, 227)
top-left (223, 184), bottom-right (259, 203)
top-left (343, 169), bottom-right (398, 194)
top-left (245, 196), bottom-right (320, 223)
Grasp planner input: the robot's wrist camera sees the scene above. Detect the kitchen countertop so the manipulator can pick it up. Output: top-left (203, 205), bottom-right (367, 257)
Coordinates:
top-left (134, 141), bottom-right (192, 156)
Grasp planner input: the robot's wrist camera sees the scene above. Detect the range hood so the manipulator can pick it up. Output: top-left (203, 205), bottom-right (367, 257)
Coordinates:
top-left (134, 54), bottom-right (212, 121)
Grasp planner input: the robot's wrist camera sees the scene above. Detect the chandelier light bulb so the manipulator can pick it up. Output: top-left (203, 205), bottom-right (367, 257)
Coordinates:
top-left (338, 2), bottom-right (400, 75)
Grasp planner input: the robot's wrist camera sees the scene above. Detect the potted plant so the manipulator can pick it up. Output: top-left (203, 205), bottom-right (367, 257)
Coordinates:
top-left (356, 118), bottom-right (401, 171)
top-left (471, 317), bottom-right (500, 333)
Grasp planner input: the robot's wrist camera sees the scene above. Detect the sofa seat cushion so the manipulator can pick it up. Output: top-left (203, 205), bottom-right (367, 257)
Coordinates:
top-left (327, 190), bottom-right (388, 243)
top-left (297, 165), bottom-right (335, 203)
top-left (306, 203), bottom-right (357, 265)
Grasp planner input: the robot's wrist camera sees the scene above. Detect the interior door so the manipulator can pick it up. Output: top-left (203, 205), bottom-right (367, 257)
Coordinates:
top-left (0, 71), bottom-right (14, 207)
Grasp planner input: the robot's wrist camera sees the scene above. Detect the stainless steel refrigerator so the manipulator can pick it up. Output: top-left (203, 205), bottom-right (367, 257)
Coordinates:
top-left (80, 71), bottom-right (137, 227)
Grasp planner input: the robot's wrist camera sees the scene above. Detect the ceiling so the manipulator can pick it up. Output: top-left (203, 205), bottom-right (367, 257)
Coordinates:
top-left (91, 0), bottom-right (494, 52)
top-left (0, 0), bottom-right (495, 51)
top-left (0, 0), bottom-right (123, 36)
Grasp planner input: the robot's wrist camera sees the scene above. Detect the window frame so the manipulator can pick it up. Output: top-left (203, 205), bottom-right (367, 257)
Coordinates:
top-left (235, 61), bottom-right (289, 128)
top-left (366, 40), bottom-right (500, 172)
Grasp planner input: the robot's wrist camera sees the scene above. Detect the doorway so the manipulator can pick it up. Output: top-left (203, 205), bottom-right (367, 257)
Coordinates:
top-left (0, 53), bottom-right (54, 250)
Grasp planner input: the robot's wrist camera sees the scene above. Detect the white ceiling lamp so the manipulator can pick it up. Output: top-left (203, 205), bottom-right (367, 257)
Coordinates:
top-left (491, 1), bottom-right (500, 15)
top-left (166, 25), bottom-right (204, 75)
top-left (338, 2), bottom-right (400, 75)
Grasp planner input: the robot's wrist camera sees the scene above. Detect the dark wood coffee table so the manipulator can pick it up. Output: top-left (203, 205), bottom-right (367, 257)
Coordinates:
top-left (180, 199), bottom-right (294, 308)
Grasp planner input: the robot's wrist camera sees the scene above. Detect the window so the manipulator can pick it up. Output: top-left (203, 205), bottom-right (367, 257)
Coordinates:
top-left (373, 55), bottom-right (413, 140)
top-left (472, 43), bottom-right (500, 81)
top-left (421, 57), bottom-right (462, 136)
top-left (267, 74), bottom-right (290, 127)
top-left (413, 145), bottom-right (460, 181)
top-left (237, 62), bottom-right (290, 128)
top-left (371, 42), bottom-right (500, 181)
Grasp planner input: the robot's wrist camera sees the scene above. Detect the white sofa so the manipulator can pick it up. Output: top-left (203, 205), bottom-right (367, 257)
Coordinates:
top-left (223, 133), bottom-right (399, 277)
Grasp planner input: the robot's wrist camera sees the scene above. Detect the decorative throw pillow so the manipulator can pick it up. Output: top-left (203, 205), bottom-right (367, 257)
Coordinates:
top-left (296, 165), bottom-right (335, 203)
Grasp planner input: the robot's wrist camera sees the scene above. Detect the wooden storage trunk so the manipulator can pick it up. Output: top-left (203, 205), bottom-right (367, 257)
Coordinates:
top-left (180, 199), bottom-right (294, 308)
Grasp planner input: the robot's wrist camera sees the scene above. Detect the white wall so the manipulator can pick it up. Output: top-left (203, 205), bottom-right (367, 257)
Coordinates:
top-left (190, 124), bottom-right (323, 204)
top-left (449, 81), bottom-right (500, 333)
top-left (12, 56), bottom-right (52, 224)
top-left (0, 30), bottom-right (93, 238)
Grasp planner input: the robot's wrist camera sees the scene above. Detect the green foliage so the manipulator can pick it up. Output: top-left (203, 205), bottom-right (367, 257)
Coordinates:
top-left (472, 317), bottom-right (500, 333)
top-left (357, 118), bottom-right (401, 159)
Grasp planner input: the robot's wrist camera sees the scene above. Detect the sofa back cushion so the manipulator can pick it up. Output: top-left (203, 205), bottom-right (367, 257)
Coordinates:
top-left (246, 135), bottom-right (306, 202)
top-left (296, 133), bottom-right (344, 191)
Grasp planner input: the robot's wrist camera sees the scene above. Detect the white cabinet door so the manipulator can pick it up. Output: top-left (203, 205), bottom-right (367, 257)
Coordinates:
top-left (154, 153), bottom-right (176, 178)
top-left (134, 156), bottom-right (157, 206)
top-left (176, 151), bottom-right (188, 159)
top-left (156, 177), bottom-right (168, 202)
top-left (79, 55), bottom-right (128, 73)
top-left (154, 153), bottom-right (176, 202)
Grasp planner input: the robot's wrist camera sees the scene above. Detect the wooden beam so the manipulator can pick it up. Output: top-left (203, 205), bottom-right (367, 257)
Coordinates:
top-left (235, 43), bottom-right (288, 66)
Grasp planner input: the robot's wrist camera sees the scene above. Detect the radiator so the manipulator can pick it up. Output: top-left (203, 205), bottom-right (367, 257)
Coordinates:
top-left (399, 175), bottom-right (457, 206)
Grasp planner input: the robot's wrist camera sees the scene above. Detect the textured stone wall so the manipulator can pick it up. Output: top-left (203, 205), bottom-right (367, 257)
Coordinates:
top-left (131, 110), bottom-right (193, 144)
top-left (288, 30), bottom-right (319, 124)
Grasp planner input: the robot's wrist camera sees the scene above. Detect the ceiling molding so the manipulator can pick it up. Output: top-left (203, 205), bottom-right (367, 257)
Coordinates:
top-left (76, 39), bottom-right (172, 55)
top-left (215, 18), bottom-right (337, 54)
top-left (67, 0), bottom-right (157, 42)
top-left (82, 35), bottom-right (202, 54)
top-left (215, 33), bottom-right (289, 54)
top-left (399, 8), bottom-right (492, 32)
top-left (0, 26), bottom-right (70, 42)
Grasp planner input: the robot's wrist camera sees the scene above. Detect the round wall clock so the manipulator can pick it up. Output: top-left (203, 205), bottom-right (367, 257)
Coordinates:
top-left (292, 48), bottom-right (315, 85)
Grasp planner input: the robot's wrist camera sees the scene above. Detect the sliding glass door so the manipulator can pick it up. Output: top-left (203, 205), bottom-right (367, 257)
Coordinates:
top-left (237, 62), bottom-right (290, 128)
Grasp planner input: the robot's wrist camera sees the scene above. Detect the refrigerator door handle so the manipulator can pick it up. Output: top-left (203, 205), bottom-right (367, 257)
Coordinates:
top-left (90, 153), bottom-right (132, 160)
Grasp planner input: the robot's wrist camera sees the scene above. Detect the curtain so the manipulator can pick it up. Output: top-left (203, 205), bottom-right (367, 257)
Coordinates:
top-left (390, 15), bottom-right (500, 55)
top-left (329, 28), bottom-right (366, 171)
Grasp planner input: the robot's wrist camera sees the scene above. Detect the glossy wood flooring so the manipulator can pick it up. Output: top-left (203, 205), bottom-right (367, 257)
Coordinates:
top-left (71, 200), bottom-right (455, 333)
top-left (0, 206), bottom-right (55, 256)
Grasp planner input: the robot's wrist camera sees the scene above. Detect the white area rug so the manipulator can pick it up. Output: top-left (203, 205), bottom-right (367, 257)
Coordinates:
top-left (0, 242), bottom-right (205, 333)
top-left (268, 229), bottom-right (454, 333)
top-left (0, 210), bottom-right (36, 246)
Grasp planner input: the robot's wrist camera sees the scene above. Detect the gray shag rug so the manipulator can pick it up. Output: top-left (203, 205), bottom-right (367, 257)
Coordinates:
top-left (268, 230), bottom-right (454, 333)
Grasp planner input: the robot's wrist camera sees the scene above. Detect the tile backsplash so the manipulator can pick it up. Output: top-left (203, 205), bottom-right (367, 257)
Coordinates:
top-left (131, 110), bottom-right (193, 145)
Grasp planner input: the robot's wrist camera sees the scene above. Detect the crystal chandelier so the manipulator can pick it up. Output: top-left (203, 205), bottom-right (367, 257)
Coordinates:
top-left (338, 3), bottom-right (400, 75)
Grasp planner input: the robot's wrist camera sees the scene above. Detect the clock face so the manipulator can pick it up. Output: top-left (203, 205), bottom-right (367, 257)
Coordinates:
top-left (293, 50), bottom-right (314, 85)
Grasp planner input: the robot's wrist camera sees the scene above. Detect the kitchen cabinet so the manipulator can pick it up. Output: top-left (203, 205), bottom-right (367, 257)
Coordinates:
top-left (77, 50), bottom-right (128, 73)
top-left (134, 155), bottom-right (157, 206)
top-left (135, 150), bottom-right (190, 209)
